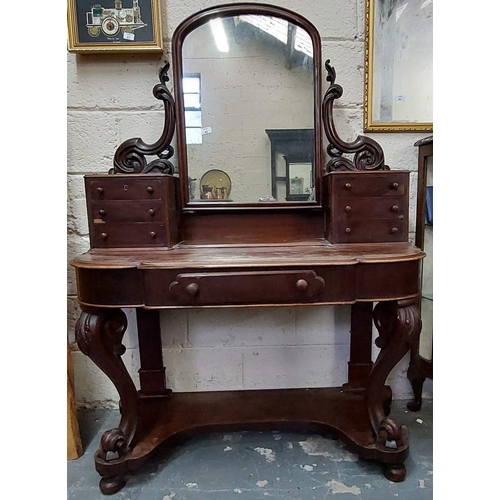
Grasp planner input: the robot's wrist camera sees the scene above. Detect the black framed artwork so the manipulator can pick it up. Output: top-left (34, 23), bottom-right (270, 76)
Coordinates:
top-left (67, 0), bottom-right (163, 53)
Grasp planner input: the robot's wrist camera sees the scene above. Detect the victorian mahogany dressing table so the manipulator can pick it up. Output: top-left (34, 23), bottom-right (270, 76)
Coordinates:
top-left (71, 4), bottom-right (424, 494)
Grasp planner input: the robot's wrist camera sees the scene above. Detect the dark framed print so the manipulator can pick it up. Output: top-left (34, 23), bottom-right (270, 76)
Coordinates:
top-left (68, 0), bottom-right (163, 53)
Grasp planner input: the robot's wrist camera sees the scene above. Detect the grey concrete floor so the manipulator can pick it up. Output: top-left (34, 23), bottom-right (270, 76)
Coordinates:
top-left (68, 399), bottom-right (432, 500)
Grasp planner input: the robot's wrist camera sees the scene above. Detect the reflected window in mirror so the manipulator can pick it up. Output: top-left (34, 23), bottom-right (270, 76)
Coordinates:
top-left (183, 74), bottom-right (203, 144)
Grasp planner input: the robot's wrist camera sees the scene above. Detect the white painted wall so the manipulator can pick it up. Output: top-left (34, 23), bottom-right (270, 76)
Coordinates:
top-left (67, 0), bottom-right (433, 408)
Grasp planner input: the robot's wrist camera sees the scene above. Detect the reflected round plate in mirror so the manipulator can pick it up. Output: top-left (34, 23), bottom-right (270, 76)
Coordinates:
top-left (199, 169), bottom-right (232, 200)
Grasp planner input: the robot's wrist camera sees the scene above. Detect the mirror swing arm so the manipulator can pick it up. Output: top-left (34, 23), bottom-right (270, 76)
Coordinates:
top-left (72, 5), bottom-right (425, 494)
top-left (112, 62), bottom-right (176, 175)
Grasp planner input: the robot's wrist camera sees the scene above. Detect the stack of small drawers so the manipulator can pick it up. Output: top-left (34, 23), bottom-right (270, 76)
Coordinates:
top-left (326, 171), bottom-right (409, 243)
top-left (84, 174), bottom-right (179, 248)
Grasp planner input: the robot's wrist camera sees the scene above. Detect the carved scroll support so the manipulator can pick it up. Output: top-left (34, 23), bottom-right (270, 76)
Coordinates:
top-left (75, 307), bottom-right (140, 463)
top-left (111, 61), bottom-right (176, 175)
top-left (322, 59), bottom-right (389, 172)
top-left (365, 299), bottom-right (421, 480)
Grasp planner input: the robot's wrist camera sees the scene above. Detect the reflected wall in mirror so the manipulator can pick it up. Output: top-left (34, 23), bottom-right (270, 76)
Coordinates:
top-left (364, 0), bottom-right (433, 132)
top-left (173, 5), bottom-right (321, 207)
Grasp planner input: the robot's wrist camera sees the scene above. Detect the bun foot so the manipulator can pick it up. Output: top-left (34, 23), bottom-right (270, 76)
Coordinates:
top-left (99, 476), bottom-right (127, 495)
top-left (383, 463), bottom-right (406, 482)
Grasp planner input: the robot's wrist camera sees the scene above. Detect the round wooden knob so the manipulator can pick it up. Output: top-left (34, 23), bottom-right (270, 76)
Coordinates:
top-left (98, 209), bottom-right (106, 216)
top-left (147, 186), bottom-right (154, 193)
top-left (345, 205), bottom-right (351, 212)
top-left (296, 279), bottom-right (308, 291)
top-left (148, 208), bottom-right (155, 216)
top-left (186, 283), bottom-right (199, 296)
top-left (390, 205), bottom-right (399, 212)
top-left (96, 187), bottom-right (104, 194)
top-left (344, 182), bottom-right (352, 190)
top-left (390, 182), bottom-right (399, 190)
top-left (100, 232), bottom-right (108, 239)
top-left (150, 231), bottom-right (157, 238)
top-left (345, 228), bottom-right (352, 234)
top-left (390, 227), bottom-right (398, 234)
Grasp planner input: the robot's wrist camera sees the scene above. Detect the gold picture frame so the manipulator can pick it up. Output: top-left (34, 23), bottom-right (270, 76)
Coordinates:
top-left (67, 0), bottom-right (163, 53)
top-left (364, 0), bottom-right (433, 132)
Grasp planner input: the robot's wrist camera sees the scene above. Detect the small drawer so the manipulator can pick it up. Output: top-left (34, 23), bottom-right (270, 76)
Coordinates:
top-left (333, 172), bottom-right (408, 198)
top-left (336, 196), bottom-right (406, 219)
top-left (335, 218), bottom-right (406, 243)
top-left (90, 200), bottom-right (164, 223)
top-left (90, 223), bottom-right (168, 247)
top-left (87, 178), bottom-right (164, 200)
top-left (168, 270), bottom-right (326, 305)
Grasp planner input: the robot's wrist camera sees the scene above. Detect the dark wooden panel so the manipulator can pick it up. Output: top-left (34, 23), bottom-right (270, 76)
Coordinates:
top-left (355, 261), bottom-right (420, 300)
top-left (181, 210), bottom-right (325, 244)
top-left (76, 268), bottom-right (144, 306)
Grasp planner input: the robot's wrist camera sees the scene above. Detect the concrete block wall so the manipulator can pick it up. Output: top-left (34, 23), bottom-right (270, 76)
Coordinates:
top-left (67, 0), bottom-right (433, 408)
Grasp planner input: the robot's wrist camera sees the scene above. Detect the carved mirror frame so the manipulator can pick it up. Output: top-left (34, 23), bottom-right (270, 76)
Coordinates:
top-left (171, 3), bottom-right (323, 210)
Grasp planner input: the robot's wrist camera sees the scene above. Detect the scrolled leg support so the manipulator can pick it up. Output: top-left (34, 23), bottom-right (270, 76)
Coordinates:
top-left (76, 307), bottom-right (140, 493)
top-left (365, 299), bottom-right (421, 481)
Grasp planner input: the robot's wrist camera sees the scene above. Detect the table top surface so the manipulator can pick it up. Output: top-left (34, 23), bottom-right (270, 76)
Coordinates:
top-left (71, 240), bottom-right (425, 270)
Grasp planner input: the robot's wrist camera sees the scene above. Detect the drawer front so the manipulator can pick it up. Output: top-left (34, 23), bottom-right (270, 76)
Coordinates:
top-left (90, 223), bottom-right (168, 247)
top-left (333, 172), bottom-right (408, 198)
top-left (169, 270), bottom-right (326, 305)
top-left (334, 218), bottom-right (406, 243)
top-left (335, 196), bottom-right (406, 219)
top-left (89, 200), bottom-right (164, 223)
top-left (87, 178), bottom-right (164, 200)
top-left (144, 267), bottom-right (356, 306)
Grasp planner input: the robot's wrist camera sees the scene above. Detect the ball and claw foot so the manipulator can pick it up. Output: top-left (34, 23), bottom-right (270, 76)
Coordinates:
top-left (383, 463), bottom-right (406, 482)
top-left (99, 476), bottom-right (127, 495)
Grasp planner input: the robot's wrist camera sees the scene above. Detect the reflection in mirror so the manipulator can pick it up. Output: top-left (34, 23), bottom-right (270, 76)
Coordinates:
top-left (365, 0), bottom-right (433, 131)
top-left (180, 14), bottom-right (315, 203)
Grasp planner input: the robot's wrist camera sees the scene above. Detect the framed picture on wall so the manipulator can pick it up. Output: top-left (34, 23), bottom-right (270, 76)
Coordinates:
top-left (363, 0), bottom-right (433, 132)
top-left (67, 0), bottom-right (163, 53)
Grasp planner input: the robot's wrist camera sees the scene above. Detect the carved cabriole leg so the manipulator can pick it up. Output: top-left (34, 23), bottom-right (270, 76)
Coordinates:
top-left (366, 299), bottom-right (421, 481)
top-left (76, 307), bottom-right (140, 494)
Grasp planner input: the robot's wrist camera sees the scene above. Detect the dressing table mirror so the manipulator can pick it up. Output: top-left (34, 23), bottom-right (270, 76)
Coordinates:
top-left (71, 3), bottom-right (425, 494)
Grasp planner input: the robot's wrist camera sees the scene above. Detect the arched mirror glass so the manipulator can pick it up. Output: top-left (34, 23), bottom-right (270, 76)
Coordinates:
top-left (172, 5), bottom-right (322, 208)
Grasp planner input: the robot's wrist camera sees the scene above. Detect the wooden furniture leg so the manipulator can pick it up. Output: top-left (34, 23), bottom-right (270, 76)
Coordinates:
top-left (346, 302), bottom-right (374, 387)
top-left (366, 299), bottom-right (421, 482)
top-left (76, 307), bottom-right (139, 495)
top-left (67, 341), bottom-right (83, 460)
top-left (136, 308), bottom-right (171, 397)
